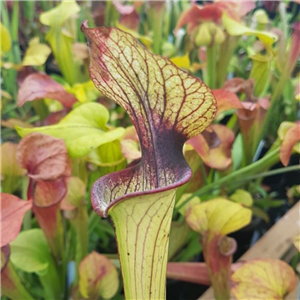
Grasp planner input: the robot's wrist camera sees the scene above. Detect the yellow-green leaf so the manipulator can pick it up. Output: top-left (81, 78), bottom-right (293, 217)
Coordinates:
top-left (16, 103), bottom-right (125, 158)
top-left (88, 140), bottom-right (126, 176)
top-left (253, 9), bottom-right (269, 26)
top-left (40, 0), bottom-right (80, 27)
top-left (22, 38), bottom-right (51, 66)
top-left (230, 189), bottom-right (253, 207)
top-left (66, 81), bottom-right (101, 103)
top-left (186, 198), bottom-right (252, 235)
top-left (231, 259), bottom-right (297, 300)
top-left (170, 53), bottom-right (191, 70)
top-left (249, 52), bottom-right (273, 96)
top-left (222, 13), bottom-right (278, 46)
top-left (79, 251), bottom-right (119, 299)
top-left (10, 229), bottom-right (51, 274)
top-left (1, 23), bottom-right (11, 53)
top-left (44, 98), bottom-right (64, 113)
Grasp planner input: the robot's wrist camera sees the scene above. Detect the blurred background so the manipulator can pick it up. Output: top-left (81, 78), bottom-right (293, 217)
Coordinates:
top-left (1, 1), bottom-right (299, 300)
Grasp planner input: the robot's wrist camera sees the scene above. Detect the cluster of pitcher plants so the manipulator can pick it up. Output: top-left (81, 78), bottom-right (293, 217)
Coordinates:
top-left (1, 1), bottom-right (300, 300)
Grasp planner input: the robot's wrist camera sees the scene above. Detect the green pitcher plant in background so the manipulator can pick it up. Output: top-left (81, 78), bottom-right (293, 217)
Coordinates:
top-left (222, 12), bottom-right (278, 97)
top-left (231, 258), bottom-right (297, 300)
top-left (167, 201), bottom-right (297, 300)
top-left (186, 198), bottom-right (252, 300)
top-left (39, 0), bottom-right (83, 85)
top-left (81, 22), bottom-right (217, 299)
